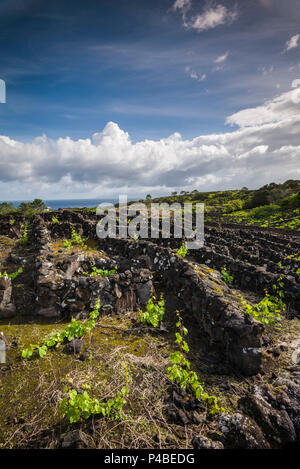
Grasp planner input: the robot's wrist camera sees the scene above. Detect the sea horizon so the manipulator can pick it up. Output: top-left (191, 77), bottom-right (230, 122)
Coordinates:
top-left (1, 198), bottom-right (120, 210)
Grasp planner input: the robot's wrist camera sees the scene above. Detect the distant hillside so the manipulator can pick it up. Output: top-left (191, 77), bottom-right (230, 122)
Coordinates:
top-left (139, 180), bottom-right (300, 231)
top-left (1, 180), bottom-right (299, 231)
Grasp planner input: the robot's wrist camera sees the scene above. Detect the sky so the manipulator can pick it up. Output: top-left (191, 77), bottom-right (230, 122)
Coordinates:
top-left (0, 0), bottom-right (300, 200)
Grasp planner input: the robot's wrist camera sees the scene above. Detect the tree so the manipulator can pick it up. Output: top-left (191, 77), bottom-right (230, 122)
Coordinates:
top-left (18, 199), bottom-right (46, 216)
top-left (0, 202), bottom-right (15, 215)
top-left (31, 199), bottom-right (46, 211)
top-left (245, 190), bottom-right (272, 209)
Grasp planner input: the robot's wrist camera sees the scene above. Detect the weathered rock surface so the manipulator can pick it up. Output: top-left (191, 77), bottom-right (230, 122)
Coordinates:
top-left (218, 370), bottom-right (300, 448)
top-left (218, 412), bottom-right (271, 449)
top-left (64, 338), bottom-right (84, 354)
top-left (0, 277), bottom-right (15, 318)
top-left (238, 386), bottom-right (297, 446)
top-left (192, 436), bottom-right (224, 449)
top-left (61, 429), bottom-right (89, 449)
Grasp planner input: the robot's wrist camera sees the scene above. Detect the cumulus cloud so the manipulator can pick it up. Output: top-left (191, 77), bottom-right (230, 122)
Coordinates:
top-left (226, 89), bottom-right (300, 127)
top-left (284, 34), bottom-right (299, 53)
top-left (0, 89), bottom-right (300, 198)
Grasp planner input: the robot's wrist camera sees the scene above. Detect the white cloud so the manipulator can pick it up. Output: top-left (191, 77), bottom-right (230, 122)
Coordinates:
top-left (172, 0), bottom-right (191, 11)
top-left (284, 34), bottom-right (299, 53)
top-left (214, 51), bottom-right (229, 63)
top-left (189, 5), bottom-right (237, 32)
top-left (172, 2), bottom-right (238, 33)
top-left (226, 89), bottom-right (300, 127)
top-left (185, 66), bottom-right (206, 81)
top-left (0, 89), bottom-right (300, 199)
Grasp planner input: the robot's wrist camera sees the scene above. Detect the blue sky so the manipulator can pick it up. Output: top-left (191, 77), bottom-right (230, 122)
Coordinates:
top-left (0, 0), bottom-right (300, 200)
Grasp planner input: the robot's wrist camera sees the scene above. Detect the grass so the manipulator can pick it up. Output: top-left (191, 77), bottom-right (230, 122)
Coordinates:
top-left (139, 180), bottom-right (300, 231)
top-left (0, 314), bottom-right (177, 448)
top-left (2, 299), bottom-right (298, 449)
top-left (0, 306), bottom-right (238, 449)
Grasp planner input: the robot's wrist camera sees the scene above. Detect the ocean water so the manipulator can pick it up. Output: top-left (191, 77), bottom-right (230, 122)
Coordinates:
top-left (3, 199), bottom-right (119, 210)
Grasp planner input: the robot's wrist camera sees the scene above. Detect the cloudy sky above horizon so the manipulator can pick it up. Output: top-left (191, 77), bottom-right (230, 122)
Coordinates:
top-left (0, 0), bottom-right (300, 200)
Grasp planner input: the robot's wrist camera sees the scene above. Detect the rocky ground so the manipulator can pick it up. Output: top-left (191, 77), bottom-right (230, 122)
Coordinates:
top-left (0, 210), bottom-right (299, 449)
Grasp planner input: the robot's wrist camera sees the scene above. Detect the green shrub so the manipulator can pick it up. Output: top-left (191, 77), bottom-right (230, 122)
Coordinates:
top-left (18, 224), bottom-right (29, 245)
top-left (139, 294), bottom-right (165, 328)
top-left (177, 240), bottom-right (188, 258)
top-left (63, 240), bottom-right (72, 249)
top-left (22, 300), bottom-right (101, 359)
top-left (89, 266), bottom-right (117, 277)
top-left (0, 202), bottom-right (16, 215)
top-left (250, 204), bottom-right (280, 219)
top-left (241, 279), bottom-right (285, 325)
top-left (17, 199), bottom-right (45, 218)
top-left (64, 228), bottom-right (87, 250)
top-left (280, 191), bottom-right (300, 209)
top-left (168, 313), bottom-right (223, 415)
top-left (59, 386), bottom-right (129, 423)
top-left (0, 266), bottom-right (23, 280)
top-left (221, 266), bottom-right (234, 285)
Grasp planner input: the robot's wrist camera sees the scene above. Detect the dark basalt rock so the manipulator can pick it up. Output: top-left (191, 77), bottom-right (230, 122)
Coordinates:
top-left (61, 429), bottom-right (89, 449)
top-left (64, 338), bottom-right (84, 355)
top-left (79, 351), bottom-right (89, 361)
top-left (192, 436), bottom-right (224, 449)
top-left (0, 277), bottom-right (15, 319)
top-left (238, 392), bottom-right (296, 446)
top-left (231, 373), bottom-right (300, 448)
top-left (218, 412), bottom-right (271, 449)
top-left (177, 409), bottom-right (190, 426)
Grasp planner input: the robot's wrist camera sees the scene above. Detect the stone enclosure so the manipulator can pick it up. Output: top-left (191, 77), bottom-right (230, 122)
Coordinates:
top-left (0, 209), bottom-right (299, 379)
top-left (1, 209), bottom-right (300, 449)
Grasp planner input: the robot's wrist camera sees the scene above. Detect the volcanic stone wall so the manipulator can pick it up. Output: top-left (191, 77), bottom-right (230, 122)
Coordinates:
top-left (96, 237), bottom-right (264, 376)
top-left (9, 213), bottom-right (265, 375)
top-left (32, 216), bottom-right (155, 319)
top-left (2, 209), bottom-right (300, 376)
